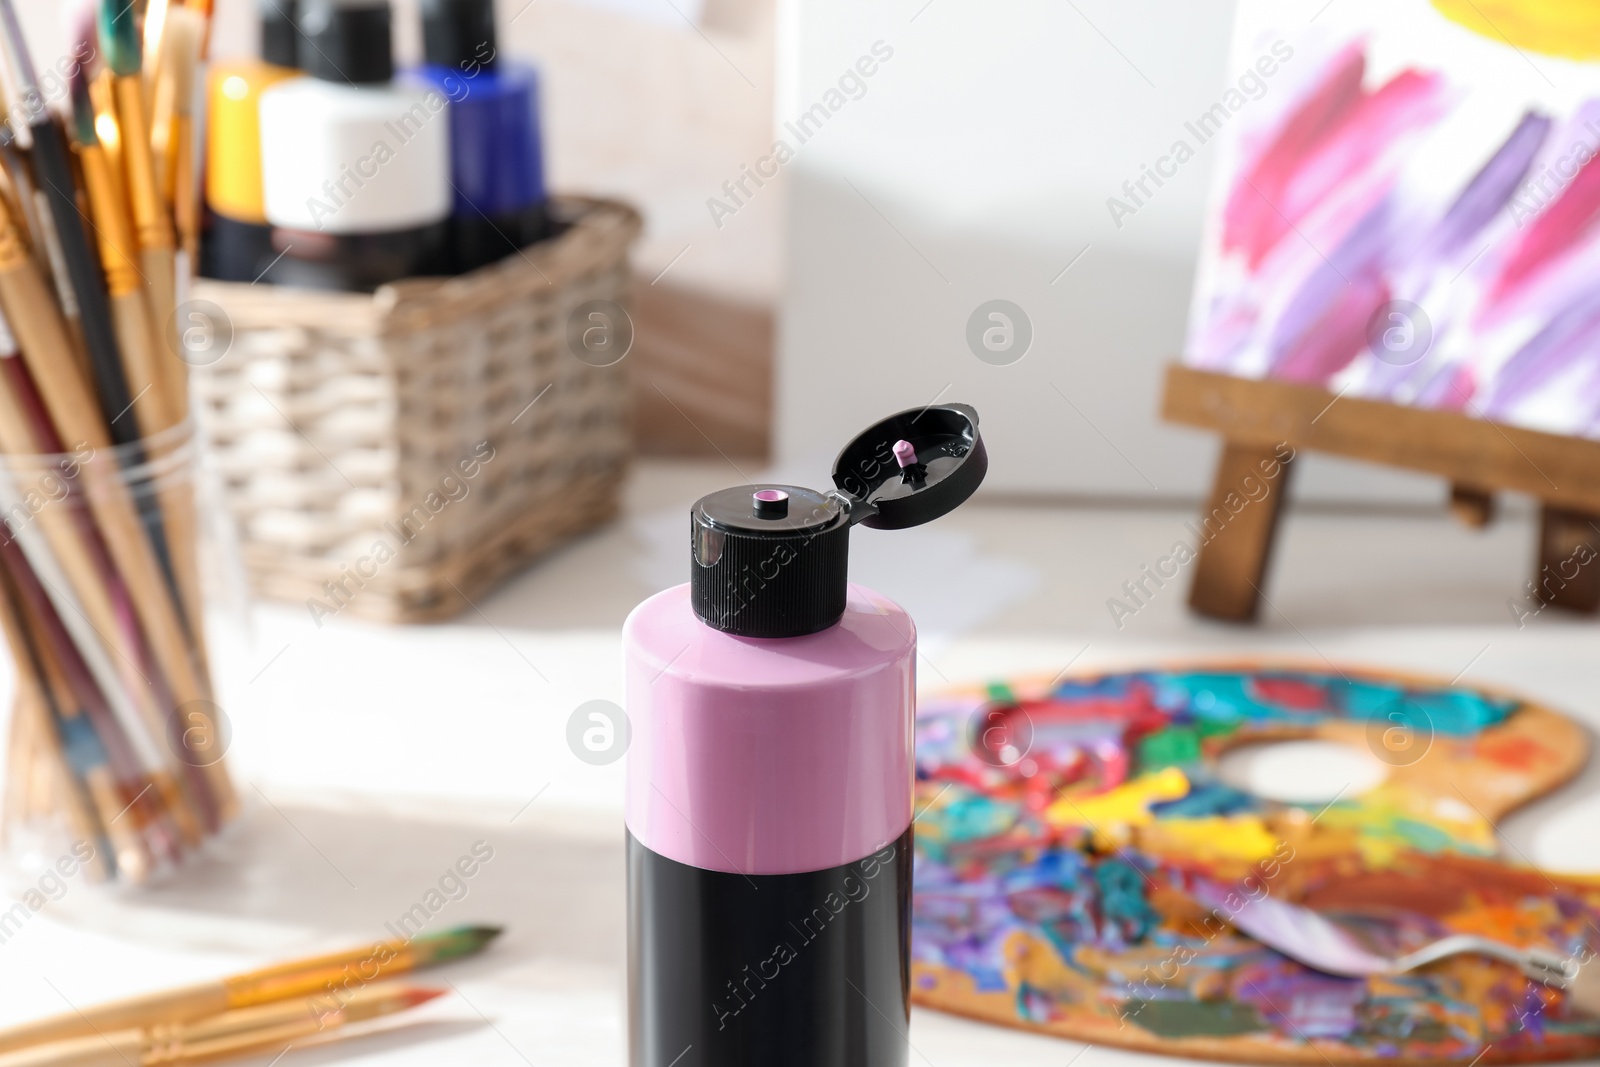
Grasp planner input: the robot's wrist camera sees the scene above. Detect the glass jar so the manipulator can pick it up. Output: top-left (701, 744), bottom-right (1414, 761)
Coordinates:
top-left (0, 421), bottom-right (242, 887)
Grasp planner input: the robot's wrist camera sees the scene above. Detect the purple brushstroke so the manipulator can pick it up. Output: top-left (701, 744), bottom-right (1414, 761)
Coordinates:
top-left (1482, 290), bottom-right (1600, 419)
top-left (1266, 198), bottom-right (1394, 384)
top-left (1433, 111), bottom-right (1553, 262)
top-left (1235, 956), bottom-right (1368, 1040)
top-left (1364, 112), bottom-right (1553, 399)
top-left (1416, 357), bottom-right (1476, 410)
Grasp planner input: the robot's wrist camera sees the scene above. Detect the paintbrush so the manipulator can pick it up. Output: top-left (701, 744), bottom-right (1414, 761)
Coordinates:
top-left (0, 127), bottom-right (50, 284)
top-left (148, 0), bottom-right (177, 202)
top-left (0, 568), bottom-right (114, 882)
top-left (0, 485), bottom-right (204, 857)
top-left (0, 339), bottom-right (204, 854)
top-left (0, 926), bottom-right (498, 1053)
top-left (185, 0), bottom-right (216, 58)
top-left (143, 0), bottom-right (172, 110)
top-left (0, 983), bottom-right (446, 1067)
top-left (0, 199), bottom-right (225, 832)
top-left (68, 40), bottom-right (173, 444)
top-left (1, 641), bottom-right (42, 843)
top-left (86, 71), bottom-right (128, 217)
top-left (96, 0), bottom-right (184, 424)
top-left (0, 400), bottom-right (189, 867)
top-left (0, 472), bottom-right (183, 866)
top-left (0, 0), bottom-right (184, 620)
top-left (127, 8), bottom-right (213, 650)
top-left (0, 0), bottom-right (142, 452)
top-left (0, 127), bottom-right (89, 372)
top-left (161, 8), bottom-right (205, 280)
top-left (7, 569), bottom-right (158, 881)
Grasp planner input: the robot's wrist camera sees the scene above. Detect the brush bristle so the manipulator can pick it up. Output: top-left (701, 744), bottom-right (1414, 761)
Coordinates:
top-left (68, 79), bottom-right (97, 146)
top-left (97, 0), bottom-right (141, 77)
top-left (163, 8), bottom-right (204, 109)
top-left (67, 3), bottom-right (98, 143)
top-left (411, 924), bottom-right (503, 965)
top-left (402, 988), bottom-right (448, 1009)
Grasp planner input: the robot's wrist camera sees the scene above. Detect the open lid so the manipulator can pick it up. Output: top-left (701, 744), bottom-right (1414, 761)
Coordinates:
top-left (688, 403), bottom-right (987, 638)
top-left (830, 403), bottom-right (987, 530)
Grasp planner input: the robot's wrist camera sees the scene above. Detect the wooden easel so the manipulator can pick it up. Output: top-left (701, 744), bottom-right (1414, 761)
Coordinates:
top-left (1161, 364), bottom-right (1600, 622)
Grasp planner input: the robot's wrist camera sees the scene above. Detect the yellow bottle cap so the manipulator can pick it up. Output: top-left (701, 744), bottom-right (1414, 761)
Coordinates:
top-left (206, 62), bottom-right (301, 223)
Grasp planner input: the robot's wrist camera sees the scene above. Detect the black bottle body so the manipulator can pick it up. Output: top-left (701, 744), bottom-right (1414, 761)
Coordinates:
top-left (627, 829), bottom-right (912, 1067)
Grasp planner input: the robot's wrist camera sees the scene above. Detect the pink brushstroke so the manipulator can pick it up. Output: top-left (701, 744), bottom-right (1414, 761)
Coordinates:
top-left (1274, 275), bottom-right (1390, 384)
top-left (1222, 46), bottom-right (1447, 271)
top-left (1418, 359), bottom-right (1478, 411)
top-left (1223, 43), bottom-right (1367, 268)
top-left (1486, 153), bottom-right (1600, 308)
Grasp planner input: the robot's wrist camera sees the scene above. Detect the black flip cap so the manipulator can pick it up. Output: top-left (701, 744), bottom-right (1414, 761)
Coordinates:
top-left (261, 0), bottom-right (300, 68)
top-left (832, 403), bottom-right (987, 530)
top-left (689, 404), bottom-right (986, 638)
top-left (299, 0), bottom-right (395, 85)
top-left (422, 0), bottom-right (498, 71)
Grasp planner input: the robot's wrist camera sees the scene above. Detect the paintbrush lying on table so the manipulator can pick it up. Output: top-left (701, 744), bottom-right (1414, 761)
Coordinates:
top-left (0, 984), bottom-right (445, 1067)
top-left (0, 925), bottom-right (501, 1055)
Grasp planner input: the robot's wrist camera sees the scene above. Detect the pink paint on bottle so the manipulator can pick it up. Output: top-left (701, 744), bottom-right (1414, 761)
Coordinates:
top-left (624, 404), bottom-right (986, 1067)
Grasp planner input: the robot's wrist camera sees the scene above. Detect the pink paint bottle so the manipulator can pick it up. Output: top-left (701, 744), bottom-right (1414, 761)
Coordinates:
top-left (624, 404), bottom-right (986, 1066)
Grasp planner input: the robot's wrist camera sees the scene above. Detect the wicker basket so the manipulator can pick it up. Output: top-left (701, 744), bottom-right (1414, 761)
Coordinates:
top-left (192, 197), bottom-right (641, 623)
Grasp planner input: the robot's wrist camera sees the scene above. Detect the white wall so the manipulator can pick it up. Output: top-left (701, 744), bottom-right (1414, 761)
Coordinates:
top-left (773, 0), bottom-right (1443, 504)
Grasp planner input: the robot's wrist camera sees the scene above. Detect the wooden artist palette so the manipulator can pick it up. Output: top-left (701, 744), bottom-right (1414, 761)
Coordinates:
top-left (911, 663), bottom-right (1599, 1065)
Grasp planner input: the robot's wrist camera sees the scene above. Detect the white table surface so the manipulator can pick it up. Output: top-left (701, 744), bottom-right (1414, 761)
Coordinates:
top-left (2, 460), bottom-right (1598, 1066)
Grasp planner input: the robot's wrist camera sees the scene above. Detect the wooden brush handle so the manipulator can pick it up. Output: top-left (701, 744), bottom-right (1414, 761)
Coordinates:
top-left (18, 583), bottom-right (154, 879)
top-left (174, 117), bottom-right (199, 266)
top-left (113, 77), bottom-right (189, 426)
top-left (135, 429), bottom-right (207, 656)
top-left (1, 685), bottom-right (33, 832)
top-left (78, 144), bottom-right (178, 437)
top-left (0, 577), bottom-right (112, 881)
top-left (89, 153), bottom-right (215, 765)
top-left (141, 245), bottom-right (187, 424)
top-left (113, 75), bottom-right (174, 252)
top-left (0, 1029), bottom-right (143, 1067)
top-left (75, 147), bottom-right (143, 302)
top-left (0, 986), bottom-right (225, 1057)
top-left (110, 292), bottom-right (176, 438)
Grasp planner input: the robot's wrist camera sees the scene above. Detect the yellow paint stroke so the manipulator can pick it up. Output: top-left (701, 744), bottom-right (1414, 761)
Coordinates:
top-left (1315, 782), bottom-right (1496, 866)
top-left (1431, 0), bottom-right (1600, 62)
top-left (1046, 767), bottom-right (1190, 847)
top-left (1137, 814), bottom-right (1282, 865)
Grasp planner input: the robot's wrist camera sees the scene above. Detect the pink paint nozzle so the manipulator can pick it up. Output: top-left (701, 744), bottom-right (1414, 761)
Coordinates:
top-left (892, 440), bottom-right (918, 468)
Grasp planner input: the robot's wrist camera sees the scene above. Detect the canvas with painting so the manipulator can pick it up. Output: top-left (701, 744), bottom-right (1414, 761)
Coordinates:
top-left (1163, 0), bottom-right (1600, 622)
top-left (1184, 0), bottom-right (1600, 435)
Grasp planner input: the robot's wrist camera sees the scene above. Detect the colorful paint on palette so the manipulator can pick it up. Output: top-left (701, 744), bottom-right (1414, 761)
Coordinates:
top-left (911, 665), bottom-right (1600, 1064)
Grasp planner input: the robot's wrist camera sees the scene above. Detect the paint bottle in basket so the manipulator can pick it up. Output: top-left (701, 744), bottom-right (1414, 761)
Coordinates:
top-left (417, 0), bottom-right (550, 272)
top-left (257, 0), bottom-right (452, 291)
top-left (201, 0), bottom-right (301, 282)
top-left (623, 404), bottom-right (988, 1066)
